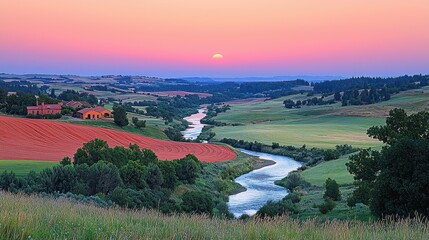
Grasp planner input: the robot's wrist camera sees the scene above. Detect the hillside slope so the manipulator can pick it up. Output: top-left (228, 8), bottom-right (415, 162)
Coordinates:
top-left (0, 116), bottom-right (236, 162)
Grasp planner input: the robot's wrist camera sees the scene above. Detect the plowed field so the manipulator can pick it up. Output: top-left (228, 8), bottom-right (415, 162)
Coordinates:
top-left (0, 116), bottom-right (236, 162)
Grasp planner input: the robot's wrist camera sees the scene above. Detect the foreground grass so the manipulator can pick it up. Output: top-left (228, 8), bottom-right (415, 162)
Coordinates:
top-left (0, 160), bottom-right (57, 177)
top-left (0, 192), bottom-right (428, 239)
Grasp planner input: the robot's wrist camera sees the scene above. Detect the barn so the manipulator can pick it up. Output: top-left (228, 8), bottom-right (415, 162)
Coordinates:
top-left (77, 107), bottom-right (111, 120)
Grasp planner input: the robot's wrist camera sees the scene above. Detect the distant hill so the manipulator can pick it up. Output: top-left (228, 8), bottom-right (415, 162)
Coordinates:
top-left (182, 76), bottom-right (344, 83)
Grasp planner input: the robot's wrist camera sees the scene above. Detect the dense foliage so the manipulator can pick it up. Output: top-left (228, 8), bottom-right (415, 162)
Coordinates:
top-left (0, 139), bottom-right (215, 215)
top-left (220, 138), bottom-right (356, 166)
top-left (346, 109), bottom-right (429, 218)
top-left (112, 105), bottom-right (129, 127)
top-left (57, 89), bottom-right (98, 105)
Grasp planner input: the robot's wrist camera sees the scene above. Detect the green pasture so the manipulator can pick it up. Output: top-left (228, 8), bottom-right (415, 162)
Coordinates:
top-left (213, 115), bottom-right (383, 149)
top-left (0, 160), bottom-right (57, 177)
top-left (300, 154), bottom-right (355, 186)
top-left (212, 88), bottom-right (429, 149)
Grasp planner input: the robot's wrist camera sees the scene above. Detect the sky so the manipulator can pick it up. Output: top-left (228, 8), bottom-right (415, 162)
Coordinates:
top-left (1, 1), bottom-right (429, 78)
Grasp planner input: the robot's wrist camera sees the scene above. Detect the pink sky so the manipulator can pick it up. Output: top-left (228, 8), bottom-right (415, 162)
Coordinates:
top-left (1, 1), bottom-right (428, 77)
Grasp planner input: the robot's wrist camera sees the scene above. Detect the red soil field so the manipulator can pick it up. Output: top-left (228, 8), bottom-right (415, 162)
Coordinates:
top-left (0, 116), bottom-right (236, 162)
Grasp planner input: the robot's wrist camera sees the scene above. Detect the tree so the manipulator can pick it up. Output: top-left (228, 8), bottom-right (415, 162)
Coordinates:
top-left (347, 109), bottom-right (429, 218)
top-left (145, 163), bottom-right (163, 190)
top-left (73, 139), bottom-right (110, 166)
top-left (132, 117), bottom-right (146, 128)
top-left (324, 178), bottom-right (341, 201)
top-left (60, 156), bottom-right (72, 166)
top-left (323, 149), bottom-right (340, 161)
top-left (334, 92), bottom-right (341, 101)
top-left (120, 161), bottom-right (148, 190)
top-left (87, 161), bottom-right (122, 195)
top-left (181, 191), bottom-right (214, 215)
top-left (157, 161), bottom-right (178, 189)
top-left (113, 105), bottom-right (129, 127)
top-left (283, 99), bottom-right (295, 109)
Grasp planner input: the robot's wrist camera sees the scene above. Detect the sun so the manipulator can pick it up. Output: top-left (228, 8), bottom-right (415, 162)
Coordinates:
top-left (212, 53), bottom-right (224, 59)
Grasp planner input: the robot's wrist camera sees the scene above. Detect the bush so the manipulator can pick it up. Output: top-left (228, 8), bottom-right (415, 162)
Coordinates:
top-left (181, 191), bottom-right (214, 215)
top-left (132, 117), bottom-right (146, 128)
top-left (284, 193), bottom-right (301, 203)
top-left (164, 127), bottom-right (184, 141)
top-left (324, 178), bottom-right (341, 201)
top-left (323, 149), bottom-right (340, 161)
top-left (319, 198), bottom-right (336, 214)
top-left (257, 200), bottom-right (298, 218)
top-left (280, 172), bottom-right (306, 191)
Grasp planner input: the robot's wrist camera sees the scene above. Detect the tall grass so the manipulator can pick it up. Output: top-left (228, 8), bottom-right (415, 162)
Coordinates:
top-left (0, 192), bottom-right (428, 239)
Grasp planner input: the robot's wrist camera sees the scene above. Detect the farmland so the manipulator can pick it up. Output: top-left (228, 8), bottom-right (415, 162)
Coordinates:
top-left (0, 160), bottom-right (57, 177)
top-left (0, 116), bottom-right (236, 162)
top-left (211, 87), bottom-right (429, 149)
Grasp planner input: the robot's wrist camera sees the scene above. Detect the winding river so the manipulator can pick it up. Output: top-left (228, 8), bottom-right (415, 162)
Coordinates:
top-left (181, 109), bottom-right (302, 217)
top-left (181, 108), bottom-right (207, 140)
top-left (228, 149), bottom-right (302, 218)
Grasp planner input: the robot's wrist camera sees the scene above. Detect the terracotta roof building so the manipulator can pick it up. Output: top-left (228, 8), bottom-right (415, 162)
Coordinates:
top-left (27, 101), bottom-right (62, 115)
top-left (77, 107), bottom-right (111, 120)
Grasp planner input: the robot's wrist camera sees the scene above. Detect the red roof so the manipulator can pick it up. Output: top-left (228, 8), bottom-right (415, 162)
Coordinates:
top-left (27, 104), bottom-right (62, 110)
top-left (77, 107), bottom-right (110, 114)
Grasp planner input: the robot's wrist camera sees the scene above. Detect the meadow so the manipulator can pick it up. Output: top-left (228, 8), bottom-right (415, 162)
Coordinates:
top-left (300, 154), bottom-right (355, 186)
top-left (0, 192), bottom-right (428, 239)
top-left (211, 87), bottom-right (429, 149)
top-left (0, 160), bottom-right (57, 177)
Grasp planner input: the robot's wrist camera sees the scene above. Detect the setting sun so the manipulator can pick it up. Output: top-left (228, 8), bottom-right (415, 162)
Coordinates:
top-left (212, 53), bottom-right (224, 59)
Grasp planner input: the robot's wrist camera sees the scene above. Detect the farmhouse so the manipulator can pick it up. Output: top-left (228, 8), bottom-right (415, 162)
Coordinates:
top-left (27, 101), bottom-right (62, 115)
top-left (77, 106), bottom-right (111, 120)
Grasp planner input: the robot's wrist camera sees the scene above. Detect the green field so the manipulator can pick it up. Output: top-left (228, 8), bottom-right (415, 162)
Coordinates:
top-left (296, 185), bottom-right (373, 221)
top-left (211, 87), bottom-right (429, 149)
top-left (1, 192), bottom-right (427, 239)
top-left (300, 154), bottom-right (355, 186)
top-left (0, 160), bottom-right (57, 177)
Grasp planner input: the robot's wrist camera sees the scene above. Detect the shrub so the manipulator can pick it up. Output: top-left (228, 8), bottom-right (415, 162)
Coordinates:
top-left (323, 149), bottom-right (340, 161)
top-left (257, 200), bottom-right (298, 218)
top-left (181, 191), bottom-right (214, 215)
top-left (324, 178), bottom-right (341, 201)
top-left (319, 198), bottom-right (336, 214)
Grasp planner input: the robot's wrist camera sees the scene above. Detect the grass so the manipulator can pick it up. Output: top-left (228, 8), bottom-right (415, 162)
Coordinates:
top-left (211, 87), bottom-right (429, 149)
top-left (1, 192), bottom-right (428, 239)
top-left (300, 154), bottom-right (355, 186)
top-left (295, 185), bottom-right (374, 221)
top-left (0, 160), bottom-right (57, 177)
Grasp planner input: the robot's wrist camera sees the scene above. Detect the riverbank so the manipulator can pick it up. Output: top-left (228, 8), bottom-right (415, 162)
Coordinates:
top-left (228, 149), bottom-right (302, 217)
top-left (181, 107), bottom-right (207, 140)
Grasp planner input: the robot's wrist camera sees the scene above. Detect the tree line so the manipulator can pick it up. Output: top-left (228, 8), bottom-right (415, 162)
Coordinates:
top-left (0, 139), bottom-right (215, 215)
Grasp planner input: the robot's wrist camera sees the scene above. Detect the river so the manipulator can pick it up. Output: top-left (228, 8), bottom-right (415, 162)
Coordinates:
top-left (181, 107), bottom-right (207, 140)
top-left (228, 149), bottom-right (302, 218)
top-left (181, 109), bottom-right (302, 217)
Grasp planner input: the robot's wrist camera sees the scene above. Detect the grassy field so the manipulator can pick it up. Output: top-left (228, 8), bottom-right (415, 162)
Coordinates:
top-left (211, 87), bottom-right (429, 149)
top-left (0, 160), bottom-right (57, 177)
top-left (300, 154), bottom-right (355, 186)
top-left (295, 185), bottom-right (373, 221)
top-left (1, 192), bottom-right (428, 239)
